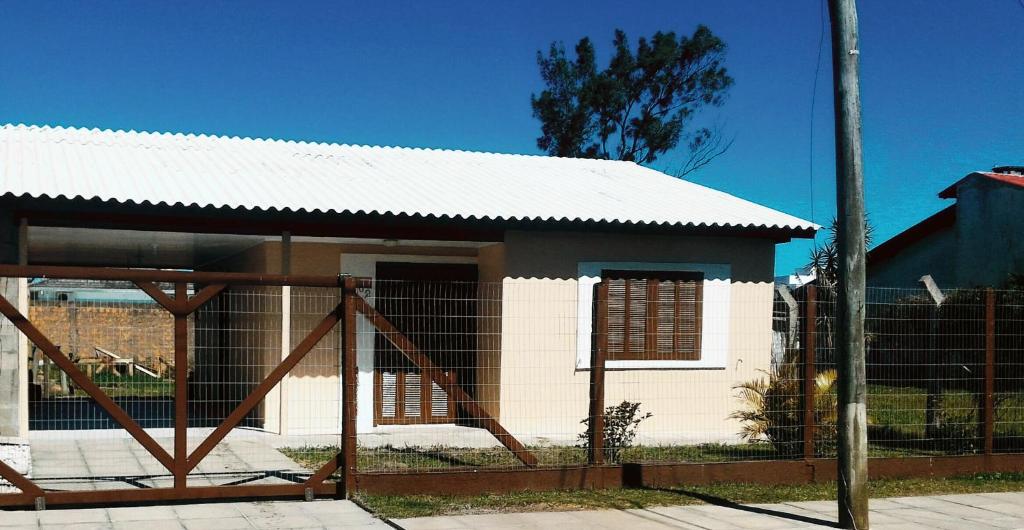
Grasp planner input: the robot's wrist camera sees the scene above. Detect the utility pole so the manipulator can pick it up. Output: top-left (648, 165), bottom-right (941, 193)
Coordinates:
top-left (828, 0), bottom-right (869, 528)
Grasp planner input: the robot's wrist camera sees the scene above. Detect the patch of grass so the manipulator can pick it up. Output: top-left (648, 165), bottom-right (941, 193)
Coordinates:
top-left (282, 441), bottom-right (953, 474)
top-left (282, 443), bottom-right (791, 473)
top-left (93, 373), bottom-right (174, 397)
top-left (357, 472), bottom-right (1024, 519)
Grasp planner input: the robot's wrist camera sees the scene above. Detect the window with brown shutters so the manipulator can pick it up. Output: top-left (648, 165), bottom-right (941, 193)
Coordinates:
top-left (600, 270), bottom-right (703, 361)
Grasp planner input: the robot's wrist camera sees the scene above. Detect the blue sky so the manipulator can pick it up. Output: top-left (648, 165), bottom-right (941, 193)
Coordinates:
top-left (1, 1), bottom-right (1021, 274)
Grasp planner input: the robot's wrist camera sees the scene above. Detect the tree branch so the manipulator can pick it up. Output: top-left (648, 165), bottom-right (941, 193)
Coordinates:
top-left (675, 127), bottom-right (734, 178)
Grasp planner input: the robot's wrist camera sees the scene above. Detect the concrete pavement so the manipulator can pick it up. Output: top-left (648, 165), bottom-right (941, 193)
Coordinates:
top-left (0, 499), bottom-right (390, 529)
top-left (6, 491), bottom-right (1024, 529)
top-left (394, 491), bottom-right (1024, 529)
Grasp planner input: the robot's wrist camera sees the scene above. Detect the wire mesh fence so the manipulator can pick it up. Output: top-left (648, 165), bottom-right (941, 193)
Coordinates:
top-left (345, 280), bottom-right (1024, 473)
top-left (5, 273), bottom-right (1024, 494)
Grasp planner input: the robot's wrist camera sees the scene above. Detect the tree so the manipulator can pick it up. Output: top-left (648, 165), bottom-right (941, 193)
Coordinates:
top-left (531, 27), bottom-right (734, 175)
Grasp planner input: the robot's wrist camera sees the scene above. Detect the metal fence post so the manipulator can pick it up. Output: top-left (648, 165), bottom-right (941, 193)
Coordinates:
top-left (341, 276), bottom-right (358, 497)
top-left (588, 281), bottom-right (608, 466)
top-left (984, 288), bottom-right (995, 455)
top-left (803, 285), bottom-right (818, 460)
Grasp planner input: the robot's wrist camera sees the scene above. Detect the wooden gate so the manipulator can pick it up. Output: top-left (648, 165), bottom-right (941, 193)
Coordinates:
top-left (0, 264), bottom-right (536, 509)
top-left (0, 266), bottom-right (358, 508)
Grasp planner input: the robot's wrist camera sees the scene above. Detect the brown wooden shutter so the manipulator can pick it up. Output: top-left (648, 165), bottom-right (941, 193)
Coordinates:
top-left (601, 271), bottom-right (703, 361)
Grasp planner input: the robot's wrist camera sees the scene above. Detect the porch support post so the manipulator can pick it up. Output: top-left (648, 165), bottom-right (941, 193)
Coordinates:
top-left (588, 281), bottom-right (608, 465)
top-left (279, 231), bottom-right (291, 436)
top-left (0, 213), bottom-right (23, 437)
top-left (173, 282), bottom-right (189, 490)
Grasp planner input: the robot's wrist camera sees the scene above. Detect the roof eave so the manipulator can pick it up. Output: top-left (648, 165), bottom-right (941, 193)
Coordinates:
top-left (8, 194), bottom-right (816, 243)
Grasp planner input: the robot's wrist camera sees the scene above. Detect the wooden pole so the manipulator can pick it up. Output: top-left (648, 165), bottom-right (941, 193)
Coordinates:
top-left (828, 0), bottom-right (869, 527)
top-left (984, 288), bottom-right (995, 455)
top-left (173, 282), bottom-right (189, 490)
top-left (589, 281), bottom-right (608, 465)
top-left (803, 285), bottom-right (818, 460)
top-left (341, 276), bottom-right (358, 497)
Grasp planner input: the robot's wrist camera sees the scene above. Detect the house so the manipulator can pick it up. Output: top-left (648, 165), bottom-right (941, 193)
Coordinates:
top-left (869, 166), bottom-right (1024, 288)
top-left (0, 124), bottom-right (815, 445)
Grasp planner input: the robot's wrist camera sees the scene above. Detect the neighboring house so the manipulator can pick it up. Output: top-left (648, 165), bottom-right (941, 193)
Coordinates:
top-left (869, 166), bottom-right (1024, 288)
top-left (774, 266), bottom-right (816, 288)
top-left (0, 124), bottom-right (815, 443)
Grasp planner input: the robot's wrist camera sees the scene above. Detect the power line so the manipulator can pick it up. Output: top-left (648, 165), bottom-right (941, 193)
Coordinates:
top-left (809, 0), bottom-right (827, 228)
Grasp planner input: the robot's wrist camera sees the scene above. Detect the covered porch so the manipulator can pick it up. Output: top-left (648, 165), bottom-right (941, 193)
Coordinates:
top-left (15, 210), bottom-right (507, 436)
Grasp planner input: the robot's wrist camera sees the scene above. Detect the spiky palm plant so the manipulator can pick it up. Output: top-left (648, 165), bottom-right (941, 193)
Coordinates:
top-left (808, 217), bottom-right (874, 288)
top-left (730, 362), bottom-right (838, 457)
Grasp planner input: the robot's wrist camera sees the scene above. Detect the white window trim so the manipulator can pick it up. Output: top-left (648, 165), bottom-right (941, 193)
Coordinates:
top-left (575, 261), bottom-right (731, 370)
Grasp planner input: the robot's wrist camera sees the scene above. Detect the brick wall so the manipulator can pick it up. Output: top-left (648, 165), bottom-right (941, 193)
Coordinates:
top-left (28, 301), bottom-right (176, 368)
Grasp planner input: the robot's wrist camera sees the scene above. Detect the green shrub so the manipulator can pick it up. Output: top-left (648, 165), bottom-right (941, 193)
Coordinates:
top-left (578, 400), bottom-right (652, 463)
top-left (730, 363), bottom-right (838, 457)
top-left (931, 399), bottom-right (980, 454)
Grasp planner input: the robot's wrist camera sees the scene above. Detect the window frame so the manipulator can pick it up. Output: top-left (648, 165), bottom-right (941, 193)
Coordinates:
top-left (601, 269), bottom-right (704, 361)
top-left (575, 261), bottom-right (731, 370)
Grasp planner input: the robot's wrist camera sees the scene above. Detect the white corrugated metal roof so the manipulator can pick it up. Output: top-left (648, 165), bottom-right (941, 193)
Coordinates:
top-left (0, 124), bottom-right (816, 235)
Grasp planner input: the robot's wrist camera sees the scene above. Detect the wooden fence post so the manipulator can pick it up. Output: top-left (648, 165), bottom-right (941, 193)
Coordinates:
top-left (588, 281), bottom-right (608, 466)
top-left (803, 285), bottom-right (817, 460)
top-left (984, 288), bottom-right (995, 455)
top-left (173, 282), bottom-right (189, 491)
top-left (341, 276), bottom-right (358, 497)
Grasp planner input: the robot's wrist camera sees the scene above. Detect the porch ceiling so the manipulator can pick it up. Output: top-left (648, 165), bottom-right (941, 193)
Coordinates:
top-left (28, 226), bottom-right (263, 269)
top-left (27, 226), bottom-right (489, 269)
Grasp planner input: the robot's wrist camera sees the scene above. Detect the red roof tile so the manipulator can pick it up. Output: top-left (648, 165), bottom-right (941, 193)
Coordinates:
top-left (939, 172), bottom-right (1024, 199)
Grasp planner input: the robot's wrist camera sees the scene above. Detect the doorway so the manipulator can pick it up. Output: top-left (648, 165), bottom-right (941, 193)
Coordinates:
top-left (373, 262), bottom-right (478, 425)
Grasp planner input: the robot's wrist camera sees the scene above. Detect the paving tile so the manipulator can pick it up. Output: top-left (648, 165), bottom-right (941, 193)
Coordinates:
top-left (974, 502), bottom-right (1024, 516)
top-left (111, 520), bottom-right (184, 530)
top-left (41, 523), bottom-right (113, 530)
top-left (37, 507), bottom-right (109, 525)
top-left (392, 516), bottom-right (472, 529)
top-left (245, 514), bottom-right (324, 529)
top-left (588, 508), bottom-right (690, 528)
top-left (937, 493), bottom-right (1015, 506)
top-left (885, 510), bottom-right (1001, 530)
top-left (983, 517), bottom-right (1024, 530)
top-left (639, 509), bottom-right (746, 529)
top-left (703, 514), bottom-right (801, 530)
top-left (173, 503), bottom-right (243, 520)
top-left (0, 509), bottom-right (43, 527)
top-left (181, 517), bottom-right (253, 530)
top-left (106, 505), bottom-right (178, 522)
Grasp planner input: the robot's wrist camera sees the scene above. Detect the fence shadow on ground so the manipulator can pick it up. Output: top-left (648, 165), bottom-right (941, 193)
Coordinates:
top-left (631, 486), bottom-right (838, 528)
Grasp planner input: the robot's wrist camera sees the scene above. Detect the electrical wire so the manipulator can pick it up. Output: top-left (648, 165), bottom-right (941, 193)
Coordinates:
top-left (809, 0), bottom-right (827, 228)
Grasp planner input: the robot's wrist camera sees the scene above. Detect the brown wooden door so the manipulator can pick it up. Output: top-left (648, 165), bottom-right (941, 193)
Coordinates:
top-left (373, 262), bottom-right (477, 425)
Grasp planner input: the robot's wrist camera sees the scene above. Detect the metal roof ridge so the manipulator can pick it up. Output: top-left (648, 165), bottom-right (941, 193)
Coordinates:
top-left (0, 122), bottom-right (643, 164)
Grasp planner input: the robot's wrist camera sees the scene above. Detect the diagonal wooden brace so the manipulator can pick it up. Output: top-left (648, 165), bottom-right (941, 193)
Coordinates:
top-left (133, 281), bottom-right (183, 314)
top-left (0, 458), bottom-right (43, 497)
top-left (185, 300), bottom-right (345, 474)
top-left (304, 454), bottom-right (341, 488)
top-left (133, 282), bottom-right (226, 316)
top-left (185, 284), bottom-right (227, 314)
top-left (0, 295), bottom-right (176, 472)
top-left (352, 295), bottom-right (538, 468)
